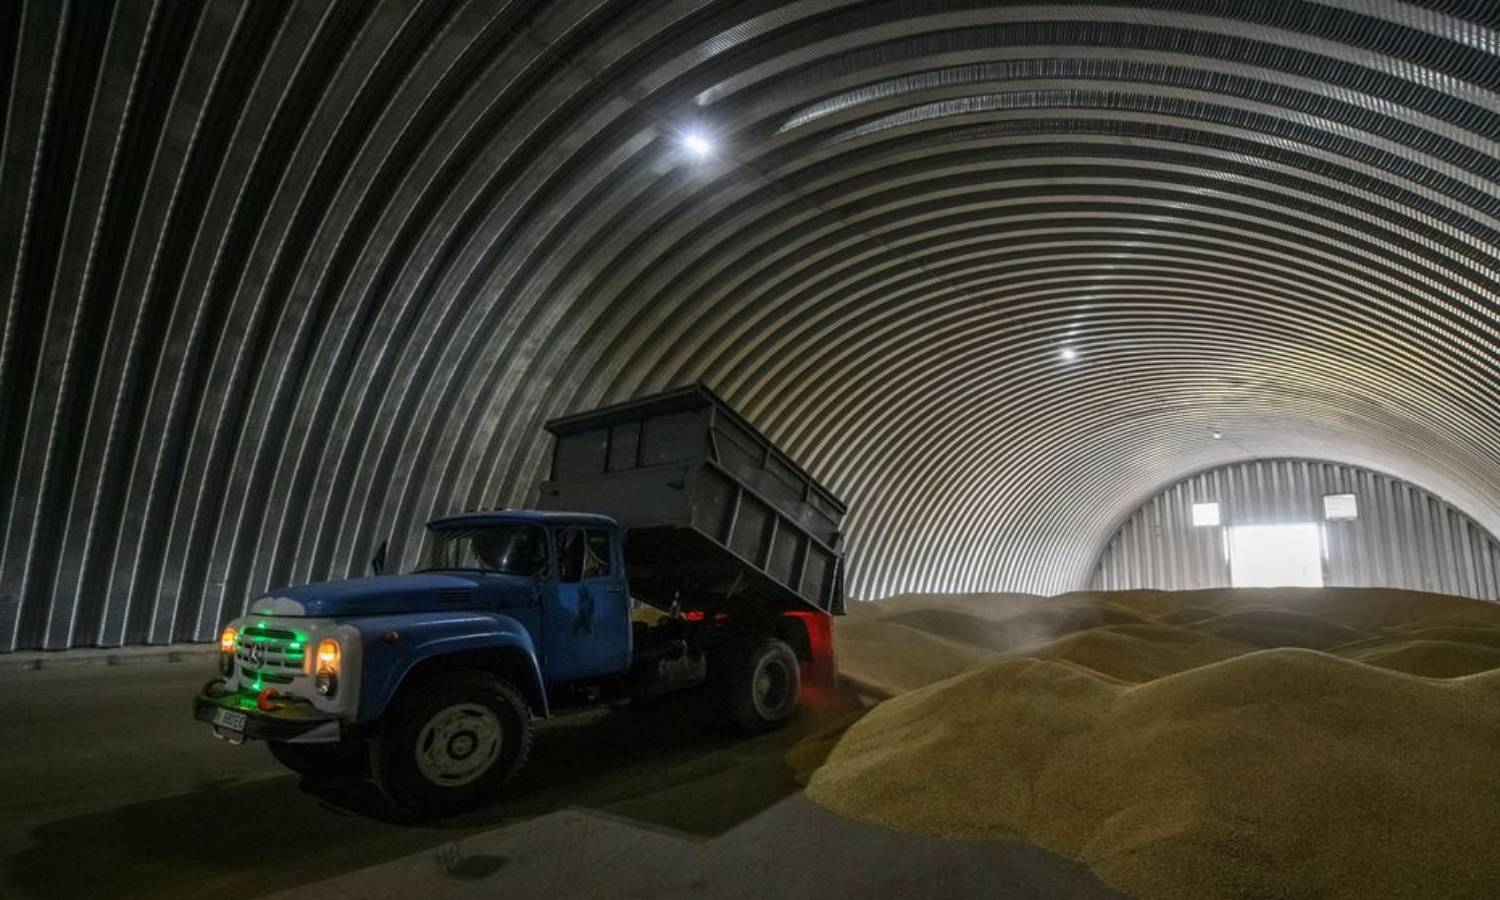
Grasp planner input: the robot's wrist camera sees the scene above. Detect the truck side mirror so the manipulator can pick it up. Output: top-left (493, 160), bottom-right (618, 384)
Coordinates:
top-left (371, 539), bottom-right (388, 576)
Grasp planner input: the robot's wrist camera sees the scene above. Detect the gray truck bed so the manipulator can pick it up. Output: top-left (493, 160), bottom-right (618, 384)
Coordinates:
top-left (535, 384), bottom-right (846, 617)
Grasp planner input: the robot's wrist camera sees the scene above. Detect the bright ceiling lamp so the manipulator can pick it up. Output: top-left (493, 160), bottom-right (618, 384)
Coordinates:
top-left (682, 131), bottom-right (713, 158)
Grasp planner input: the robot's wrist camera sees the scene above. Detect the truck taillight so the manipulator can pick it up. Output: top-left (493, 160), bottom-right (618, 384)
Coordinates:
top-left (219, 627), bottom-right (237, 676)
top-left (316, 639), bottom-right (340, 697)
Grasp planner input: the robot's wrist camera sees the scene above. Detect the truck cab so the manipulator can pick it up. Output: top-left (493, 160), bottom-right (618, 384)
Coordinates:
top-left (194, 385), bottom-right (843, 816)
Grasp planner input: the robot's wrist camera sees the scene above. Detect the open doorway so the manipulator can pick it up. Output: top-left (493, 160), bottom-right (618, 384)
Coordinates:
top-left (1228, 523), bottom-right (1325, 588)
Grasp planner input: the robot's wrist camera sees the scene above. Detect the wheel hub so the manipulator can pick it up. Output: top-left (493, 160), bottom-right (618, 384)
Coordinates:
top-left (754, 659), bottom-right (790, 713)
top-left (415, 703), bottom-right (502, 786)
top-left (448, 732), bottom-right (476, 759)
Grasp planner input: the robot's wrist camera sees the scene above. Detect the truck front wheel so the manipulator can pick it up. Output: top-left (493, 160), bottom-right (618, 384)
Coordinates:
top-left (371, 672), bottom-right (533, 817)
top-left (721, 638), bottom-right (801, 733)
top-left (268, 739), bottom-right (368, 778)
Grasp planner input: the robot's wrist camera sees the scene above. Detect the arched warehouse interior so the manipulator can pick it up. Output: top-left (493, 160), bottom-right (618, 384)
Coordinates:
top-left (2, 1), bottom-right (1499, 651)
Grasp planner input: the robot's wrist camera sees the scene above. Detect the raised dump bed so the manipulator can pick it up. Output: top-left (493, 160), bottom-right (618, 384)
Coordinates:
top-left (535, 384), bottom-right (846, 618)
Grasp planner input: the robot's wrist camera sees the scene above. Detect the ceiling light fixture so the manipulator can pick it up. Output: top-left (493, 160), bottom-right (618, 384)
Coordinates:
top-left (682, 132), bottom-right (713, 158)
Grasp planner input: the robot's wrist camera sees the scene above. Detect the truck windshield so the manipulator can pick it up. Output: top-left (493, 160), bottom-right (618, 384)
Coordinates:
top-left (421, 525), bottom-right (548, 576)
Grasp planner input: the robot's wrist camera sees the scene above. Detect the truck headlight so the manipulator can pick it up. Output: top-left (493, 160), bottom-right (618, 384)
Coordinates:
top-left (316, 639), bottom-right (340, 697)
top-left (219, 627), bottom-right (237, 676)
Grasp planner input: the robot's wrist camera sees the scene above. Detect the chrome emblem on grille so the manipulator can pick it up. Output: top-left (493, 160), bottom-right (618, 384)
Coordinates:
top-left (246, 643), bottom-right (266, 667)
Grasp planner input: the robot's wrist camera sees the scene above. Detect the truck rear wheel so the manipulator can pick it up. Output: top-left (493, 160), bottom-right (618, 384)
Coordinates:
top-left (371, 672), bottom-right (533, 817)
top-left (721, 638), bottom-right (800, 733)
top-left (268, 738), bottom-right (368, 778)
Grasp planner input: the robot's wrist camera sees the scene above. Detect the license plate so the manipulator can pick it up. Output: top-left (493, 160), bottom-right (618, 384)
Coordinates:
top-left (213, 709), bottom-right (247, 732)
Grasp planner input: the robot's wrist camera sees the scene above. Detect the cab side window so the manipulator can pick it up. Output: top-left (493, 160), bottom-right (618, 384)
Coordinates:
top-left (583, 529), bottom-right (612, 579)
top-left (557, 528), bottom-right (584, 583)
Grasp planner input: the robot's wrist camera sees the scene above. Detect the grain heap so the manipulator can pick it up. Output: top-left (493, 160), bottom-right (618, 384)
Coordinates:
top-left (808, 588), bottom-right (1500, 899)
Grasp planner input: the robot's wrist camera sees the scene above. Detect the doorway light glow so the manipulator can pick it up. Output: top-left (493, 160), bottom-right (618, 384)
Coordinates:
top-left (1229, 523), bottom-right (1324, 587)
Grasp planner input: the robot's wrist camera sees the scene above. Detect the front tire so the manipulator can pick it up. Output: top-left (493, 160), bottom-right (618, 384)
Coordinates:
top-left (267, 738), bottom-right (367, 778)
top-left (721, 638), bottom-right (801, 734)
top-left (371, 672), bottom-right (532, 817)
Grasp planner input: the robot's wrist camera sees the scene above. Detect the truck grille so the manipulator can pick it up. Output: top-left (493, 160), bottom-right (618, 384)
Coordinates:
top-left (236, 624), bottom-right (306, 675)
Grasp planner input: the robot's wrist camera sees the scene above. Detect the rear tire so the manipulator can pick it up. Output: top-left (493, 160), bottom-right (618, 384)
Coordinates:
top-left (371, 672), bottom-right (533, 817)
top-left (720, 638), bottom-right (800, 733)
top-left (267, 738), bottom-right (367, 778)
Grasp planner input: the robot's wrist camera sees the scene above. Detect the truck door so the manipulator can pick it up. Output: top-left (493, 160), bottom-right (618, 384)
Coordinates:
top-left (542, 526), bottom-right (630, 682)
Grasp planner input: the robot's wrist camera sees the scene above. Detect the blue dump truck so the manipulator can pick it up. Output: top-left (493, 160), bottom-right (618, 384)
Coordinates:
top-left (193, 385), bottom-right (846, 815)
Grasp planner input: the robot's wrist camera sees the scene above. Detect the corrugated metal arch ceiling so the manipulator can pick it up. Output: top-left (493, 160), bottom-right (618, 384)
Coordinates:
top-left (2, 0), bottom-right (1499, 648)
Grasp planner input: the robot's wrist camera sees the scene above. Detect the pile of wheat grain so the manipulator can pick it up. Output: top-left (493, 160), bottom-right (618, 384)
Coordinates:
top-left (810, 588), bottom-right (1500, 898)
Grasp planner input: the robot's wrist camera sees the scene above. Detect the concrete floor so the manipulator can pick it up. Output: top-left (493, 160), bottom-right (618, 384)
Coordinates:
top-left (0, 662), bottom-right (1121, 900)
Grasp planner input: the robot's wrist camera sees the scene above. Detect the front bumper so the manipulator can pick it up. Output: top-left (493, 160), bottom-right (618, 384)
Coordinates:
top-left (193, 680), bottom-right (342, 743)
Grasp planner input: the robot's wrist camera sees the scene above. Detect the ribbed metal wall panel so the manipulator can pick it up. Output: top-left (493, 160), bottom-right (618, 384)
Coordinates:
top-left (1092, 459), bottom-right (1500, 601)
top-left (3, 2), bottom-right (1500, 648)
